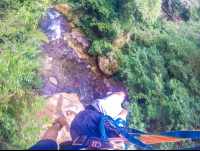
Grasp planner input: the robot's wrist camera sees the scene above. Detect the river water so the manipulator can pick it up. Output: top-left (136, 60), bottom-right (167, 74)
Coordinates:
top-left (38, 9), bottom-right (126, 107)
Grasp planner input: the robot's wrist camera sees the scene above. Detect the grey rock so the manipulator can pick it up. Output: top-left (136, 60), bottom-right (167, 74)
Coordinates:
top-left (47, 57), bottom-right (53, 62)
top-left (63, 33), bottom-right (72, 41)
top-left (49, 77), bottom-right (58, 85)
top-left (72, 34), bottom-right (77, 39)
top-left (76, 59), bottom-right (83, 64)
top-left (86, 65), bottom-right (92, 69)
top-left (76, 37), bottom-right (83, 43)
top-left (38, 19), bottom-right (50, 29)
top-left (44, 63), bottom-right (52, 70)
top-left (82, 38), bottom-right (91, 47)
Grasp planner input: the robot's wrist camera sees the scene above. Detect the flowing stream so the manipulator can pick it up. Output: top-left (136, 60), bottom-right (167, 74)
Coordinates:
top-left (39, 9), bottom-right (125, 107)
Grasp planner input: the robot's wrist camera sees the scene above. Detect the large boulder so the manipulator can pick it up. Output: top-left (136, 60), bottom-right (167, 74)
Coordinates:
top-left (55, 4), bottom-right (74, 21)
top-left (38, 19), bottom-right (50, 29)
top-left (98, 51), bottom-right (119, 77)
top-left (37, 93), bottom-right (85, 144)
top-left (55, 4), bottom-right (85, 22)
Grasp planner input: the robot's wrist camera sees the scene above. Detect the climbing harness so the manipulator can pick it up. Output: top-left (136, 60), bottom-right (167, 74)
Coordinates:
top-left (60, 115), bottom-right (200, 150)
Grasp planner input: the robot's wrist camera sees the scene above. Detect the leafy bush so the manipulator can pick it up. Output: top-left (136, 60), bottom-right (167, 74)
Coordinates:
top-left (0, 0), bottom-right (51, 149)
top-left (89, 38), bottom-right (115, 55)
top-left (117, 20), bottom-right (200, 137)
top-left (162, 0), bottom-right (200, 20)
top-left (67, 0), bottom-right (162, 55)
top-left (118, 43), bottom-right (200, 148)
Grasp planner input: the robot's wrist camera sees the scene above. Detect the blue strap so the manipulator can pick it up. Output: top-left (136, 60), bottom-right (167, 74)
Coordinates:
top-left (114, 118), bottom-right (126, 127)
top-left (159, 131), bottom-right (200, 139)
top-left (99, 115), bottom-right (110, 141)
top-left (123, 127), bottom-right (148, 135)
top-left (99, 115), bottom-right (200, 150)
top-left (99, 115), bottom-right (155, 150)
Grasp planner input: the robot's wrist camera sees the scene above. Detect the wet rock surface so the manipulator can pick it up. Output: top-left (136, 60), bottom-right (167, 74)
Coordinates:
top-left (39, 9), bottom-right (125, 107)
top-left (37, 93), bottom-right (85, 144)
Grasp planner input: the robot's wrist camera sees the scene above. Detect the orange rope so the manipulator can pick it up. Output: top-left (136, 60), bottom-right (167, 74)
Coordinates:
top-left (139, 129), bottom-right (200, 144)
top-left (140, 135), bottom-right (186, 144)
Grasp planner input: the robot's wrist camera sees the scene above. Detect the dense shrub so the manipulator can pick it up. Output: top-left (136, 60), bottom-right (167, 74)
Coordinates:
top-left (116, 20), bottom-right (200, 145)
top-left (88, 38), bottom-right (115, 55)
top-left (66, 0), bottom-right (162, 55)
top-left (0, 0), bottom-right (50, 149)
top-left (162, 0), bottom-right (200, 21)
top-left (118, 42), bottom-right (200, 148)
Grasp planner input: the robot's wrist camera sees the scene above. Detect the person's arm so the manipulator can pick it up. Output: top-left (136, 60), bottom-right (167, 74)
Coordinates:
top-left (108, 92), bottom-right (128, 117)
top-left (28, 118), bottom-right (67, 150)
top-left (107, 92), bottom-right (126, 103)
top-left (118, 108), bottom-right (128, 117)
top-left (42, 123), bottom-right (60, 141)
top-left (42, 118), bottom-right (67, 141)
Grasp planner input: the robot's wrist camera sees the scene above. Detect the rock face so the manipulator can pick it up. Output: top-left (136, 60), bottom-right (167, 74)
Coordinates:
top-left (98, 51), bottom-right (119, 77)
top-left (55, 4), bottom-right (74, 21)
top-left (37, 93), bottom-right (85, 144)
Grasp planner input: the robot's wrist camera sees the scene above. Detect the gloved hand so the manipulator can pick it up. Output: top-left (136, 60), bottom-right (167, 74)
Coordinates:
top-left (53, 118), bottom-right (67, 130)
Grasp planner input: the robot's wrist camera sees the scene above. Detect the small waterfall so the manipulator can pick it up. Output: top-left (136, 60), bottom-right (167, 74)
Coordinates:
top-left (39, 9), bottom-right (119, 107)
top-left (46, 9), bottom-right (62, 41)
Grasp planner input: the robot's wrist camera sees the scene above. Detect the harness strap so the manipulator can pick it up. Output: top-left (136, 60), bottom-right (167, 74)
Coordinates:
top-left (99, 115), bottom-right (200, 150)
top-left (60, 135), bottom-right (115, 150)
top-left (122, 127), bottom-right (147, 135)
top-left (99, 115), bottom-right (155, 150)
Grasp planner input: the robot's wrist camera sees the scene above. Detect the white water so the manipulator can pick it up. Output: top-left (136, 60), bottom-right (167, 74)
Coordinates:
top-left (47, 9), bottom-right (61, 19)
top-left (46, 10), bottom-right (62, 41)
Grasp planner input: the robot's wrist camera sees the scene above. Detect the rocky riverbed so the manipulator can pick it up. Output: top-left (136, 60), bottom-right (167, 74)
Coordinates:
top-left (38, 9), bottom-right (126, 107)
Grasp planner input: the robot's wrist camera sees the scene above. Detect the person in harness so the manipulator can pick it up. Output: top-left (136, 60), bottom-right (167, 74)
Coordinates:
top-left (28, 92), bottom-right (130, 150)
top-left (28, 91), bottom-right (200, 150)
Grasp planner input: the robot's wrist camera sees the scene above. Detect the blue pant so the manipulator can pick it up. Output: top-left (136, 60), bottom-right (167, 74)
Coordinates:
top-left (28, 139), bottom-right (57, 150)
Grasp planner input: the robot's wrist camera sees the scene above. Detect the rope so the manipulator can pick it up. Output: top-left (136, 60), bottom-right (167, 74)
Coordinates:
top-left (99, 115), bottom-right (200, 150)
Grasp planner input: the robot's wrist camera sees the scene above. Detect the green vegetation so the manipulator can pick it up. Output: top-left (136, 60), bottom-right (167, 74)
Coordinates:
top-left (162, 0), bottom-right (200, 21)
top-left (0, 0), bottom-right (51, 149)
top-left (1, 0), bottom-right (200, 149)
top-left (68, 0), bottom-right (162, 41)
top-left (67, 0), bottom-right (200, 149)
